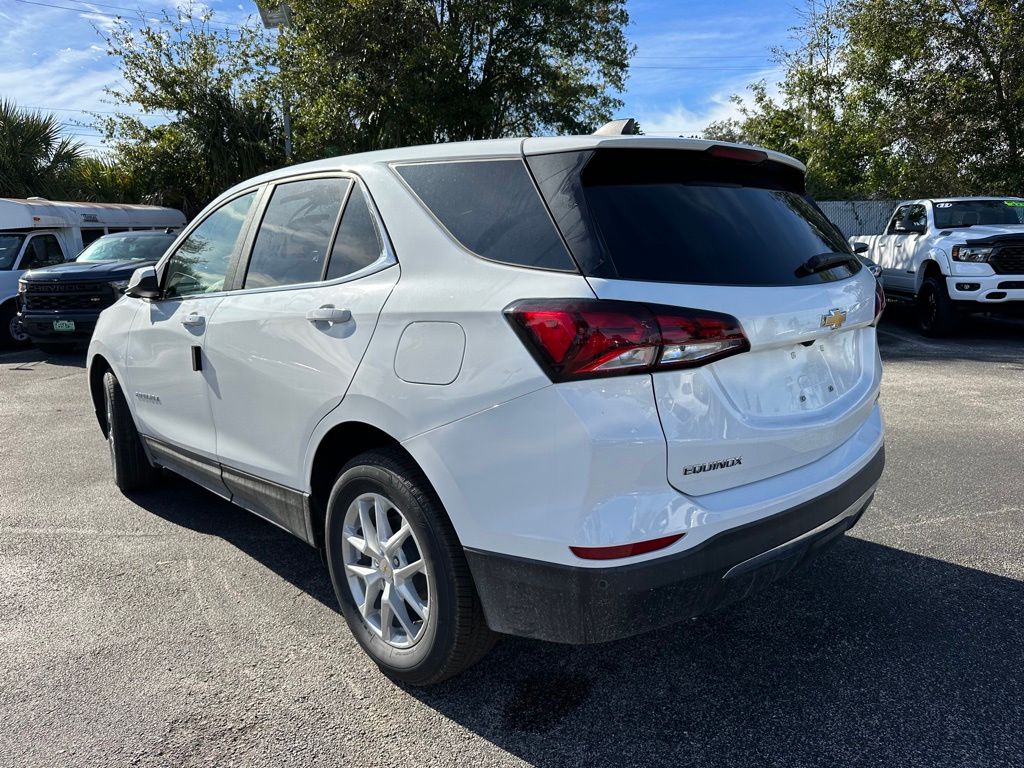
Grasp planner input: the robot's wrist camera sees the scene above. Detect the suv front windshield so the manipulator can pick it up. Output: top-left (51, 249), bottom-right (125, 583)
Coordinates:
top-left (0, 233), bottom-right (27, 270)
top-left (76, 233), bottom-right (177, 263)
top-left (933, 200), bottom-right (1024, 229)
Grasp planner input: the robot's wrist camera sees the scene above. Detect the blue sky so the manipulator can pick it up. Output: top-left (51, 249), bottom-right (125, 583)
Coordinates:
top-left (0, 0), bottom-right (794, 152)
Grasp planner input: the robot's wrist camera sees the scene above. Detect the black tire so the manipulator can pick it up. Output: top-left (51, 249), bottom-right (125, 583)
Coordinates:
top-left (917, 275), bottom-right (958, 337)
top-left (103, 371), bottom-right (160, 492)
top-left (324, 448), bottom-right (496, 685)
top-left (35, 341), bottom-right (78, 354)
top-left (0, 302), bottom-right (30, 349)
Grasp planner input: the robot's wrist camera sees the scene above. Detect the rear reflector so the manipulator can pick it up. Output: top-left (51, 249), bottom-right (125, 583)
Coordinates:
top-left (706, 145), bottom-right (768, 164)
top-left (570, 533), bottom-right (685, 560)
top-left (505, 299), bottom-right (750, 382)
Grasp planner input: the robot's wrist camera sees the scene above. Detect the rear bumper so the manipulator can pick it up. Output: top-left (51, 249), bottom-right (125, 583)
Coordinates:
top-left (465, 445), bottom-right (884, 644)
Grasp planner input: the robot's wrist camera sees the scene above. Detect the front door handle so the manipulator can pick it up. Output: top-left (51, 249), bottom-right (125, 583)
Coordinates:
top-left (181, 312), bottom-right (205, 328)
top-left (306, 305), bottom-right (352, 324)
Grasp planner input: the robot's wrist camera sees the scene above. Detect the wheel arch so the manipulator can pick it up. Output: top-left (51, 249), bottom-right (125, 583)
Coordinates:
top-left (88, 353), bottom-right (114, 437)
top-left (307, 421), bottom-right (442, 552)
top-left (916, 258), bottom-right (945, 293)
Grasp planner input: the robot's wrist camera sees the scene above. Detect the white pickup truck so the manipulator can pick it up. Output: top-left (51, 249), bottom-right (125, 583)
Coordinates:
top-left (852, 197), bottom-right (1024, 335)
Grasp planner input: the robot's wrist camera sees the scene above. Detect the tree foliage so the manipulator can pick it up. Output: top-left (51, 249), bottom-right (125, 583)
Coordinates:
top-left (277, 0), bottom-right (632, 158)
top-left (98, 7), bottom-right (284, 216)
top-left (0, 100), bottom-right (86, 199)
top-left (706, 0), bottom-right (1024, 199)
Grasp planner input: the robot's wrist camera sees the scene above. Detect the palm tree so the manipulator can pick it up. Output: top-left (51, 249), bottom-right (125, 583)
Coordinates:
top-left (0, 100), bottom-right (85, 199)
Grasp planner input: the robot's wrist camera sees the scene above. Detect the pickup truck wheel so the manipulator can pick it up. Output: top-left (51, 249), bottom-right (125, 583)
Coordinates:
top-left (917, 276), bottom-right (957, 337)
top-left (324, 448), bottom-right (496, 685)
top-left (103, 371), bottom-right (160, 492)
top-left (0, 302), bottom-right (30, 349)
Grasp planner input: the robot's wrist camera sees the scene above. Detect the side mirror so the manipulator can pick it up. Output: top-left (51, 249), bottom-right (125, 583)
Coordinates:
top-left (125, 266), bottom-right (161, 299)
top-left (852, 242), bottom-right (869, 254)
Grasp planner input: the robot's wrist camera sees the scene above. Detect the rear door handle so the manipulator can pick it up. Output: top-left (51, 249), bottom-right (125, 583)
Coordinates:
top-left (306, 305), bottom-right (352, 324)
top-left (181, 312), bottom-right (205, 328)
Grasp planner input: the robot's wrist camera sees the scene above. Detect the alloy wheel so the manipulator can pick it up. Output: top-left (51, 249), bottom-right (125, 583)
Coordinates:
top-left (8, 316), bottom-right (28, 343)
top-left (341, 493), bottom-right (431, 648)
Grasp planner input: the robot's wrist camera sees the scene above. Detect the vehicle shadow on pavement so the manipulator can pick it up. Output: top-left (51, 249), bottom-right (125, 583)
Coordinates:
top-left (0, 348), bottom-right (86, 368)
top-left (131, 477), bottom-right (1023, 767)
top-left (410, 536), bottom-right (1024, 767)
top-left (878, 306), bottom-right (1024, 364)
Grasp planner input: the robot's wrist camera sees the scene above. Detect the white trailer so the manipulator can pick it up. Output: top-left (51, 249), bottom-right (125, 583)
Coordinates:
top-left (0, 198), bottom-right (186, 347)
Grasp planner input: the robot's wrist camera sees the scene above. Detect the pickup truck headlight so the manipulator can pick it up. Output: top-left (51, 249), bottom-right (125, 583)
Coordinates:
top-left (109, 279), bottom-right (130, 294)
top-left (951, 245), bottom-right (994, 262)
top-left (17, 279), bottom-right (27, 293)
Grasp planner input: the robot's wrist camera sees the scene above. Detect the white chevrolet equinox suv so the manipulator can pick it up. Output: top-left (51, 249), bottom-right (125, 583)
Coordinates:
top-left (87, 136), bottom-right (886, 684)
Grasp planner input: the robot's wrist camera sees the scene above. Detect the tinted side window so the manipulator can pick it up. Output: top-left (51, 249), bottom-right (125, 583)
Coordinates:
top-left (81, 229), bottom-right (105, 247)
top-left (165, 191), bottom-right (256, 298)
top-left (325, 186), bottom-right (384, 280)
top-left (22, 234), bottom-right (65, 268)
top-left (887, 206), bottom-right (909, 234)
top-left (244, 177), bottom-right (349, 289)
top-left (395, 159), bottom-right (575, 271)
top-left (907, 204), bottom-right (927, 230)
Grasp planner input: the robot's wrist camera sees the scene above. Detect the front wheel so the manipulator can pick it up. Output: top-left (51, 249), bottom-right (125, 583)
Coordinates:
top-left (324, 448), bottom-right (496, 685)
top-left (103, 371), bottom-right (160, 492)
top-left (0, 303), bottom-right (30, 349)
top-left (917, 275), bottom-right (958, 337)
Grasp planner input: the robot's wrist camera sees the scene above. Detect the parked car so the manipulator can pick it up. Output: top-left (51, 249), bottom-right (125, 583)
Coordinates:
top-left (87, 135), bottom-right (886, 685)
top-left (0, 198), bottom-right (185, 347)
top-left (17, 230), bottom-right (179, 352)
top-left (852, 197), bottom-right (1024, 335)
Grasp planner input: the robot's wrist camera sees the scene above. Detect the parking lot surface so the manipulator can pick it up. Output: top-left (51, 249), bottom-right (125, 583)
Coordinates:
top-left (1, 308), bottom-right (1022, 768)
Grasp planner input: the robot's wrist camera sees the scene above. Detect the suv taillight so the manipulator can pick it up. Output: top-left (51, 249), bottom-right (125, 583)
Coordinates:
top-left (504, 299), bottom-right (750, 382)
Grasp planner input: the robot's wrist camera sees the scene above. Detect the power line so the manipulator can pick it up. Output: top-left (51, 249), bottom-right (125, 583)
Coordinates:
top-left (11, 0), bottom-right (251, 31)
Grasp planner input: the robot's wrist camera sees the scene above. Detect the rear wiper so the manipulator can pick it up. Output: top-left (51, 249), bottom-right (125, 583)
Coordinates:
top-left (795, 251), bottom-right (858, 278)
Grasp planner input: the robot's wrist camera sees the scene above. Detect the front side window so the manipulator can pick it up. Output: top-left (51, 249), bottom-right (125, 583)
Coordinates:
top-left (244, 177), bottom-right (349, 289)
top-left (164, 191), bottom-right (257, 298)
top-left (20, 234), bottom-right (65, 269)
top-left (906, 204), bottom-right (927, 231)
top-left (325, 185), bottom-right (385, 280)
top-left (0, 234), bottom-right (27, 270)
top-left (887, 206), bottom-right (909, 235)
top-left (395, 159), bottom-right (576, 271)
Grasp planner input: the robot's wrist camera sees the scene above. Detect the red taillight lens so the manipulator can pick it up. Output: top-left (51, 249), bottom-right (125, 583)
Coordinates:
top-left (570, 533), bottom-right (685, 560)
top-left (873, 281), bottom-right (886, 325)
top-left (505, 299), bottom-right (750, 382)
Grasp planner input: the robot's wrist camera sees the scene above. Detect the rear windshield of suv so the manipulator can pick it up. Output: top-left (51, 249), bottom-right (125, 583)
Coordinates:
top-left (528, 148), bottom-right (857, 286)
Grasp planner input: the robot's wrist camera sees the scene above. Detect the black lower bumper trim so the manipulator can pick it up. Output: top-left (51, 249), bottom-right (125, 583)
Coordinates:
top-left (465, 446), bottom-right (885, 644)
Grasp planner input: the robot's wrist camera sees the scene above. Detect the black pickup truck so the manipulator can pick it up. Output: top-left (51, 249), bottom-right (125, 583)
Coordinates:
top-left (17, 230), bottom-right (177, 352)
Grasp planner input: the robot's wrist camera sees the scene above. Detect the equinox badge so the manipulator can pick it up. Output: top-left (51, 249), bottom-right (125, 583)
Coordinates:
top-left (683, 457), bottom-right (743, 476)
top-left (820, 308), bottom-right (847, 330)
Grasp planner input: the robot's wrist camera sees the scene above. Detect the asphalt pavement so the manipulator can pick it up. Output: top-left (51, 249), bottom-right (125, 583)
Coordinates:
top-left (1, 307), bottom-right (1022, 767)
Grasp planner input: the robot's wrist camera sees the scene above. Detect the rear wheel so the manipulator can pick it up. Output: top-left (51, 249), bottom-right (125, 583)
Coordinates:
top-left (0, 302), bottom-right (30, 349)
top-left (324, 448), bottom-right (495, 685)
top-left (917, 275), bottom-right (957, 337)
top-left (103, 371), bottom-right (160, 492)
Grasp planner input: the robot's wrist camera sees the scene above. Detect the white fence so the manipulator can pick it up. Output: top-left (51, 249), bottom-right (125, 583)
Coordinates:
top-left (818, 200), bottom-right (898, 239)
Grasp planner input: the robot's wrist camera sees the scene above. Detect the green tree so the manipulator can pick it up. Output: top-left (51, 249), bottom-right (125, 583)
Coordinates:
top-left (0, 100), bottom-right (86, 199)
top-left (99, 6), bottom-right (283, 216)
top-left (276, 0), bottom-right (632, 158)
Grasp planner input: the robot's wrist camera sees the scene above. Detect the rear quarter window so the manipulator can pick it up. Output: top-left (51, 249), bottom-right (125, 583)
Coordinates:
top-left (394, 159), bottom-right (576, 272)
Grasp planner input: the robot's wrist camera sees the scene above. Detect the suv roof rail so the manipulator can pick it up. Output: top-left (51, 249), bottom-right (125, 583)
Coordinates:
top-left (593, 118), bottom-right (638, 136)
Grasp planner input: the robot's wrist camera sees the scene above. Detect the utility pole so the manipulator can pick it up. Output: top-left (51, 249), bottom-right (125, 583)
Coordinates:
top-left (256, 2), bottom-right (293, 162)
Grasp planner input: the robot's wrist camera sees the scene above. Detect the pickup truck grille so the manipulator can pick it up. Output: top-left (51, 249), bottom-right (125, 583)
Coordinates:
top-left (21, 281), bottom-right (114, 312)
top-left (990, 246), bottom-right (1024, 275)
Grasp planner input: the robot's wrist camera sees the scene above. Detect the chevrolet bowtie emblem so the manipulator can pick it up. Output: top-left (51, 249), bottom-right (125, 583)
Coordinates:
top-left (820, 308), bottom-right (847, 330)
